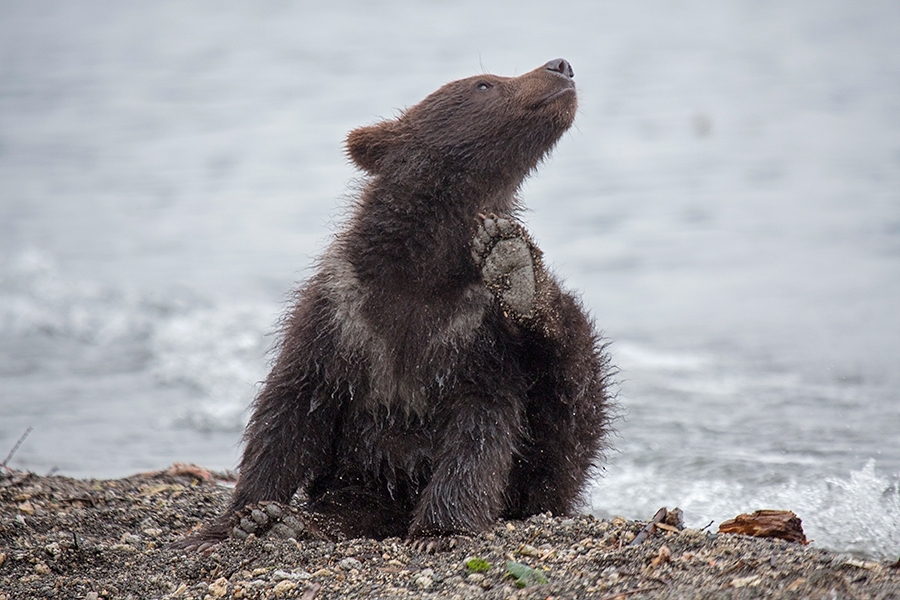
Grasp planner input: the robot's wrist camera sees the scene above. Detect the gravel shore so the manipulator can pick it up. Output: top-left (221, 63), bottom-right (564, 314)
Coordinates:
top-left (2, 466), bottom-right (898, 599)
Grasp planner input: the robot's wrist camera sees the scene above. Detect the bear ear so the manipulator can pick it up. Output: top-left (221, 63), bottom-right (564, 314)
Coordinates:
top-left (346, 120), bottom-right (402, 174)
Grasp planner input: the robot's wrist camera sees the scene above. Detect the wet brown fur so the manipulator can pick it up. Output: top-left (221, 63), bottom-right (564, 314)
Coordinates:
top-left (182, 60), bottom-right (614, 543)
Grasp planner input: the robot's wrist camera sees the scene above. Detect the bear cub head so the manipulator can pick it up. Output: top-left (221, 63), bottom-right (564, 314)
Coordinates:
top-left (346, 59), bottom-right (577, 194)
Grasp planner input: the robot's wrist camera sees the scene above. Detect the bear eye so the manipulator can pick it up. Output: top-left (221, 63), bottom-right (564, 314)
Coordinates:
top-left (475, 81), bottom-right (492, 91)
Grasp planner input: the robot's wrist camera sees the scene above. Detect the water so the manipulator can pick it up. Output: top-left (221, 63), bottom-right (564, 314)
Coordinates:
top-left (2, 1), bottom-right (899, 559)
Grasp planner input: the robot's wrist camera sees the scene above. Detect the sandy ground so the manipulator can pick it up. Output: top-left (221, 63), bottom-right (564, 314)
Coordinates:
top-left (2, 466), bottom-right (899, 599)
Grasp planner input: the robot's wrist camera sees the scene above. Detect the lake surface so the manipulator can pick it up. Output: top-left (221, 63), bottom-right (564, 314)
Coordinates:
top-left (1, 1), bottom-right (898, 558)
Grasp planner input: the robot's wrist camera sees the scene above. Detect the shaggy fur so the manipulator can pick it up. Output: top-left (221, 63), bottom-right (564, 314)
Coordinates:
top-left (179, 58), bottom-right (613, 544)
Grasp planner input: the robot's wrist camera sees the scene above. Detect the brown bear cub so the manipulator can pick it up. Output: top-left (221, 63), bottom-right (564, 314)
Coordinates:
top-left (174, 58), bottom-right (614, 550)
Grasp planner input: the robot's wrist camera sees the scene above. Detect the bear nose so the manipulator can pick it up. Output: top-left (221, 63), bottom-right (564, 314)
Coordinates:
top-left (545, 58), bottom-right (574, 79)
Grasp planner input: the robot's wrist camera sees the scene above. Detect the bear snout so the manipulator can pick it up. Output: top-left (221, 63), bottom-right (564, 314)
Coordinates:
top-left (544, 58), bottom-right (574, 79)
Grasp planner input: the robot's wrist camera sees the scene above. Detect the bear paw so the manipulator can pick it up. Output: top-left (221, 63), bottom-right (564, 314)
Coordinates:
top-left (230, 502), bottom-right (312, 542)
top-left (472, 214), bottom-right (538, 321)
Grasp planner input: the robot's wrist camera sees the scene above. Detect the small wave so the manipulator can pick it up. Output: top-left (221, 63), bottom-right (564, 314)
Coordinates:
top-left (0, 250), bottom-right (140, 341)
top-left (1, 249), bottom-right (275, 432)
top-left (615, 342), bottom-right (711, 372)
top-left (151, 304), bottom-right (272, 432)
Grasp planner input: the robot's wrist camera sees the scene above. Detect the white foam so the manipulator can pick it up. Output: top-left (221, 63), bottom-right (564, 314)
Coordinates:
top-left (0, 249), bottom-right (273, 431)
top-left (151, 303), bottom-right (272, 432)
top-left (592, 460), bottom-right (900, 560)
top-left (615, 341), bottom-right (711, 372)
top-left (0, 250), bottom-right (147, 344)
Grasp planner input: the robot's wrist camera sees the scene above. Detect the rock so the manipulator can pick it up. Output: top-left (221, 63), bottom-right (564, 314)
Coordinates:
top-left (207, 577), bottom-right (228, 598)
top-left (273, 580), bottom-right (296, 597)
top-left (413, 574), bottom-right (433, 590)
top-left (272, 569), bottom-right (311, 581)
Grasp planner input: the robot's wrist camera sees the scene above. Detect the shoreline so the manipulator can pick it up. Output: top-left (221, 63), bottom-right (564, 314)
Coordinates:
top-left (2, 467), bottom-right (898, 599)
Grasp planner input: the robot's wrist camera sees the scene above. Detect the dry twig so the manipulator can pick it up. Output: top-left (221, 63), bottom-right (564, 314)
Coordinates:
top-left (2, 426), bottom-right (33, 471)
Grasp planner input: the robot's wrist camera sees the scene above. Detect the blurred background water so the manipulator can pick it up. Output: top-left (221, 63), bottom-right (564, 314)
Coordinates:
top-left (1, 1), bottom-right (898, 558)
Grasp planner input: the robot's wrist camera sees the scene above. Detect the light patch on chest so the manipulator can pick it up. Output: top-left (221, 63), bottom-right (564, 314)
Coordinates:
top-left (320, 246), bottom-right (492, 415)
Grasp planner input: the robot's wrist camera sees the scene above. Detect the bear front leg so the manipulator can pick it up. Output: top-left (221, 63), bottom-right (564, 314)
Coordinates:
top-left (472, 217), bottom-right (613, 521)
top-left (170, 292), bottom-right (346, 550)
top-left (506, 290), bottom-right (614, 520)
top-left (408, 396), bottom-right (524, 542)
top-left (169, 373), bottom-right (342, 550)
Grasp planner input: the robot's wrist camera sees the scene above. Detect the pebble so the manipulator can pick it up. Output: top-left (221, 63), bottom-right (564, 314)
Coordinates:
top-left (731, 575), bottom-right (762, 588)
top-left (171, 583), bottom-right (188, 597)
top-left (272, 580), bottom-right (297, 597)
top-left (339, 557), bottom-right (362, 571)
top-left (413, 574), bottom-right (433, 590)
top-left (207, 577), bottom-right (228, 598)
top-left (844, 558), bottom-right (883, 572)
top-left (272, 569), bottom-right (311, 581)
top-left (193, 581), bottom-right (209, 595)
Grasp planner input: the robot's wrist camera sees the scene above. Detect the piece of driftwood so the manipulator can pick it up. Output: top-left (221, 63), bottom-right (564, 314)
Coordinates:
top-left (628, 507), bottom-right (668, 546)
top-left (627, 506), bottom-right (685, 547)
top-left (718, 510), bottom-right (807, 544)
top-left (664, 507), bottom-right (684, 529)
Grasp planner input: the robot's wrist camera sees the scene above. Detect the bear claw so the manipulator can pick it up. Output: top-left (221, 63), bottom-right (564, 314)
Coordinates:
top-left (406, 536), bottom-right (458, 554)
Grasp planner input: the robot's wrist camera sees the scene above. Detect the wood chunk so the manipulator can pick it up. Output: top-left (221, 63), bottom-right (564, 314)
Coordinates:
top-left (166, 463), bottom-right (215, 482)
top-left (629, 507), bottom-right (668, 546)
top-left (718, 510), bottom-right (807, 544)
